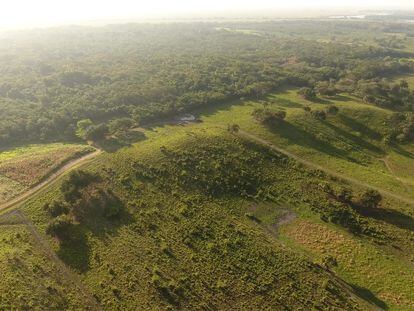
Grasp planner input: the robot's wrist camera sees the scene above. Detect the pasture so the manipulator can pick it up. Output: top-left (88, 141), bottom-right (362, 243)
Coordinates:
top-left (0, 143), bottom-right (93, 204)
top-left (199, 89), bottom-right (414, 199)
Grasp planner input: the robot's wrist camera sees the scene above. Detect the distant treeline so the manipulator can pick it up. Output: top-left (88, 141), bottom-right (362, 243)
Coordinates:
top-left (1, 21), bottom-right (414, 145)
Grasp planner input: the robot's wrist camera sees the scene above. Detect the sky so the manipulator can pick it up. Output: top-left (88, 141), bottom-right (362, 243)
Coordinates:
top-left (0, 0), bottom-right (414, 28)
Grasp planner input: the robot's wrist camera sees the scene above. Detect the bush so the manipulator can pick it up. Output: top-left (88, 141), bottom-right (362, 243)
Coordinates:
top-left (310, 110), bottom-right (326, 121)
top-left (335, 188), bottom-right (353, 204)
top-left (321, 255), bottom-right (338, 269)
top-left (358, 189), bottom-right (382, 209)
top-left (298, 87), bottom-right (317, 100)
top-left (227, 123), bottom-right (240, 134)
top-left (252, 108), bottom-right (286, 125)
top-left (316, 82), bottom-right (338, 96)
top-left (61, 170), bottom-right (99, 203)
top-left (326, 105), bottom-right (339, 115)
top-left (43, 200), bottom-right (70, 217)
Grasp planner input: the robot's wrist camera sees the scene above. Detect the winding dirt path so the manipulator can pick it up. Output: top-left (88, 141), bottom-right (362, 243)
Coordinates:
top-left (382, 156), bottom-right (410, 192)
top-left (238, 130), bottom-right (414, 206)
top-left (14, 210), bottom-right (102, 310)
top-left (0, 148), bottom-right (102, 214)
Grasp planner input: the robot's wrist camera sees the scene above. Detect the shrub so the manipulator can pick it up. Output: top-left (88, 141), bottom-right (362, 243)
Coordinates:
top-left (326, 105), bottom-right (339, 115)
top-left (61, 170), bottom-right (99, 203)
top-left (321, 256), bottom-right (338, 269)
top-left (358, 189), bottom-right (382, 209)
top-left (316, 82), bottom-right (338, 96)
top-left (298, 87), bottom-right (317, 100)
top-left (227, 123), bottom-right (240, 133)
top-left (335, 188), bottom-right (353, 204)
top-left (311, 110), bottom-right (326, 121)
top-left (43, 200), bottom-right (70, 218)
top-left (252, 108), bottom-right (286, 125)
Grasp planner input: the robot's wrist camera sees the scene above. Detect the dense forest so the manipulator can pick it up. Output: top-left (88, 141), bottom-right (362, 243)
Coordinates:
top-left (1, 20), bottom-right (414, 146)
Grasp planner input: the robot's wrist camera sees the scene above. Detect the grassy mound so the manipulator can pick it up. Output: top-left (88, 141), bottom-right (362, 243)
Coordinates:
top-left (20, 129), bottom-right (373, 310)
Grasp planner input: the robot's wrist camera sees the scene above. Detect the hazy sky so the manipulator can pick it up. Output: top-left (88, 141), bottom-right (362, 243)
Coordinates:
top-left (0, 0), bottom-right (413, 28)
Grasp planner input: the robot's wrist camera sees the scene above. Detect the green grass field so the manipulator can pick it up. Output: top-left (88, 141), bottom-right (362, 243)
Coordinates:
top-left (18, 126), bottom-right (377, 310)
top-left (0, 143), bottom-right (94, 204)
top-left (0, 212), bottom-right (91, 309)
top-left (199, 89), bottom-right (414, 199)
top-left (8, 86), bottom-right (414, 310)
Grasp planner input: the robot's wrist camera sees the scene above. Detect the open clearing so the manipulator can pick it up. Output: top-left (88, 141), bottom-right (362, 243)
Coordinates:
top-left (0, 143), bottom-right (94, 204)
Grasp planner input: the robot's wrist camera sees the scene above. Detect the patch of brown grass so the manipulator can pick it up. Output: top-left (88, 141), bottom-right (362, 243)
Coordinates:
top-left (282, 219), bottom-right (414, 309)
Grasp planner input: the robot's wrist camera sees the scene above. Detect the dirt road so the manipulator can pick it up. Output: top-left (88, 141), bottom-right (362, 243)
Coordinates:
top-left (0, 148), bottom-right (102, 213)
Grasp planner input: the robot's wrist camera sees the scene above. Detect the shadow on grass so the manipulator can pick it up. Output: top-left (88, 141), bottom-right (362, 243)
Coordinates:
top-left (339, 114), bottom-right (381, 141)
top-left (351, 283), bottom-right (388, 310)
top-left (393, 144), bottom-right (414, 159)
top-left (272, 98), bottom-right (303, 108)
top-left (268, 121), bottom-right (357, 162)
top-left (356, 206), bottom-right (414, 232)
top-left (309, 97), bottom-right (332, 105)
top-left (329, 94), bottom-right (354, 102)
top-left (57, 226), bottom-right (91, 273)
top-left (325, 122), bottom-right (384, 156)
top-left (56, 198), bottom-right (133, 273)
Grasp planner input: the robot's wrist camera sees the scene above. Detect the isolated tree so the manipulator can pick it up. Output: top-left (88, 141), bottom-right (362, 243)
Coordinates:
top-left (43, 200), bottom-right (70, 218)
top-left (252, 108), bottom-right (286, 125)
top-left (359, 189), bottom-right (382, 209)
top-left (298, 87), bottom-right (317, 100)
top-left (326, 105), bottom-right (339, 115)
top-left (61, 170), bottom-right (99, 203)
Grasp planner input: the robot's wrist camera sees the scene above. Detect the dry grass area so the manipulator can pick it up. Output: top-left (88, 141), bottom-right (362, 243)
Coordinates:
top-left (0, 143), bottom-right (93, 204)
top-left (281, 219), bottom-right (414, 310)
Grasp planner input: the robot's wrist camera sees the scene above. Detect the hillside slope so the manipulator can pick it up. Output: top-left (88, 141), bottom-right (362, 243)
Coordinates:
top-left (17, 128), bottom-right (379, 310)
top-left (8, 88), bottom-right (414, 310)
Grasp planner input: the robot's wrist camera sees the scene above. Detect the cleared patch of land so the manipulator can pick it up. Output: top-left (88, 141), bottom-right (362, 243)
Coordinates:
top-left (0, 143), bottom-right (94, 204)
